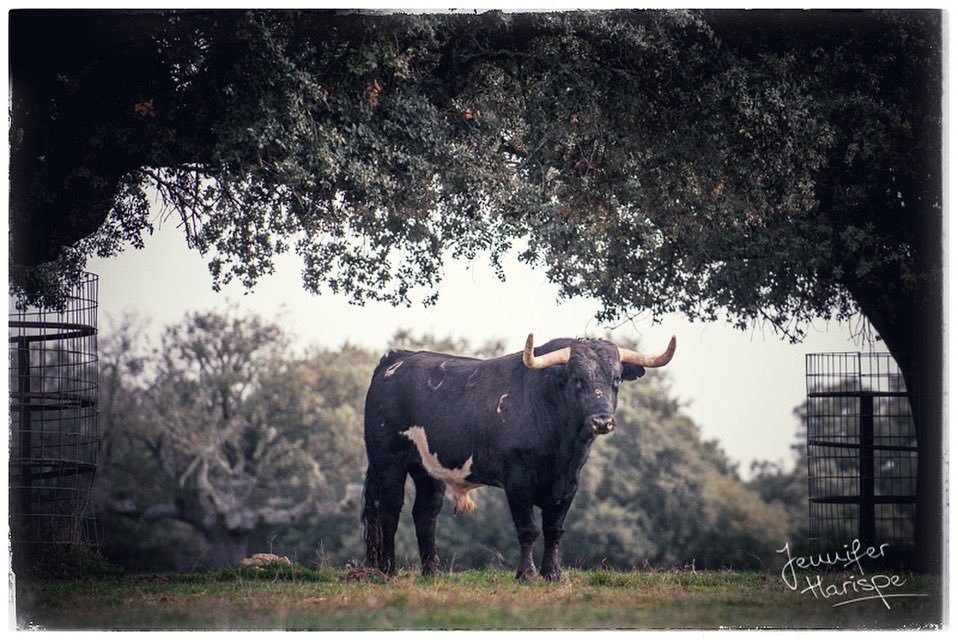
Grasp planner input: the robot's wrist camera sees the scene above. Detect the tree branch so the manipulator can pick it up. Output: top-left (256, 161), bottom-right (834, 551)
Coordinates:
top-left (256, 501), bottom-right (312, 525)
top-left (105, 498), bottom-right (184, 523)
top-left (143, 434), bottom-right (178, 481)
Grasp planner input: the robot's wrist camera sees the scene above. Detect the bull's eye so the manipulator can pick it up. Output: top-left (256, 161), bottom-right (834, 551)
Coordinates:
top-left (612, 378), bottom-right (621, 391)
top-left (574, 379), bottom-right (584, 391)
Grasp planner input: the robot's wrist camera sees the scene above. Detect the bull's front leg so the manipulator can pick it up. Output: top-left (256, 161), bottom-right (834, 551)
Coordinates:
top-left (505, 488), bottom-right (539, 581)
top-left (540, 498), bottom-right (573, 582)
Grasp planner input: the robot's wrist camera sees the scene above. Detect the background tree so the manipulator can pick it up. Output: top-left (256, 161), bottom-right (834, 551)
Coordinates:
top-left (12, 9), bottom-right (942, 570)
top-left (97, 311), bottom-right (355, 568)
top-left (748, 407), bottom-right (809, 556)
top-left (96, 318), bottom-right (795, 571)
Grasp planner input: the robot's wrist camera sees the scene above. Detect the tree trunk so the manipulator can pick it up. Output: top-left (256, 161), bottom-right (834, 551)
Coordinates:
top-left (205, 527), bottom-right (250, 570)
top-left (851, 280), bottom-right (943, 574)
top-left (893, 299), bottom-right (943, 576)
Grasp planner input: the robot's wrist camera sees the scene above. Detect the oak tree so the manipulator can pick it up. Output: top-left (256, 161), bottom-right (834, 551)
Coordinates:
top-left (11, 9), bottom-right (942, 569)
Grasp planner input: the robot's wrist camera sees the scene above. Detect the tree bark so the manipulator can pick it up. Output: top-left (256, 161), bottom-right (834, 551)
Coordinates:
top-left (205, 526), bottom-right (250, 570)
top-left (893, 296), bottom-right (943, 576)
top-left (847, 274), bottom-right (943, 574)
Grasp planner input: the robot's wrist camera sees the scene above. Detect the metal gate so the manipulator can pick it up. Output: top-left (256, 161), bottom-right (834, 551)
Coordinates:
top-left (9, 273), bottom-right (99, 570)
top-left (805, 352), bottom-right (917, 555)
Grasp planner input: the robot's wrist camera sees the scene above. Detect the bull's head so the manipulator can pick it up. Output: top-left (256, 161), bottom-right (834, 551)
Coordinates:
top-left (522, 334), bottom-right (676, 436)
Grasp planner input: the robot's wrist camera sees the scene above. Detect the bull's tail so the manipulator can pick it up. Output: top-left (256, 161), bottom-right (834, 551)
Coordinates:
top-left (361, 466), bottom-right (385, 571)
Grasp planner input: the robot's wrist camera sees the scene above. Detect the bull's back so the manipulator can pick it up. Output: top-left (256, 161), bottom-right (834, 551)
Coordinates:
top-left (363, 349), bottom-right (520, 485)
top-left (366, 349), bottom-right (492, 423)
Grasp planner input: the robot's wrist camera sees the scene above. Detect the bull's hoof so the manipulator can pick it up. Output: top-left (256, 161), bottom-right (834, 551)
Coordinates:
top-left (540, 567), bottom-right (562, 582)
top-left (515, 567), bottom-right (539, 582)
top-left (421, 560), bottom-right (442, 578)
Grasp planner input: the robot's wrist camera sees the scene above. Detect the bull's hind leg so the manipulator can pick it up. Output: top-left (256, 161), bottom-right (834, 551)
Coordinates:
top-left (361, 461), bottom-right (407, 576)
top-left (410, 465), bottom-right (446, 577)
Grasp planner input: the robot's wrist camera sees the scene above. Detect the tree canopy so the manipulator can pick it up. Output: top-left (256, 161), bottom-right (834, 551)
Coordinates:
top-left (10, 10), bottom-right (941, 333)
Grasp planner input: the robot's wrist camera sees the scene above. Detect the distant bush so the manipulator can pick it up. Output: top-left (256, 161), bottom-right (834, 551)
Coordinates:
top-left (20, 546), bottom-right (124, 580)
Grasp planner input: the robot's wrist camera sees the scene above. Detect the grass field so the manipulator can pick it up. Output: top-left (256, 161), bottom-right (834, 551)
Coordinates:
top-left (15, 565), bottom-right (943, 631)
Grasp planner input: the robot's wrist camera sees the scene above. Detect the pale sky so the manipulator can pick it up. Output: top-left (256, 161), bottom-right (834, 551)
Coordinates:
top-left (87, 213), bottom-right (874, 477)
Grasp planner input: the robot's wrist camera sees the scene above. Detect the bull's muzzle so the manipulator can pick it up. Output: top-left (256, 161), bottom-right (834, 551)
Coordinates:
top-left (590, 414), bottom-right (616, 435)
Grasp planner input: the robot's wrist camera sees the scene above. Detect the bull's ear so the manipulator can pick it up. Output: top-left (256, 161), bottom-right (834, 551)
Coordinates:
top-left (621, 363), bottom-right (645, 381)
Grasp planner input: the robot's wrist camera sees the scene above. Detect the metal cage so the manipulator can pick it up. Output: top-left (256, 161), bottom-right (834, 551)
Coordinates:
top-left (805, 352), bottom-right (917, 558)
top-left (9, 273), bottom-right (99, 567)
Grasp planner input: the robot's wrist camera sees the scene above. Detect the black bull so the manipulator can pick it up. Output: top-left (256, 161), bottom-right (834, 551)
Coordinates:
top-left (361, 334), bottom-right (676, 581)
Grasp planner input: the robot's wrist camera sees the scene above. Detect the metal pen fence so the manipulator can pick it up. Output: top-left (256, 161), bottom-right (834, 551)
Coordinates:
top-left (805, 352), bottom-right (917, 559)
top-left (9, 273), bottom-right (100, 569)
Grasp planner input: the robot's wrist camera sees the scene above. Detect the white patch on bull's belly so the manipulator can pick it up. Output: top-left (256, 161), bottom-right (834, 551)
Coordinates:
top-left (401, 425), bottom-right (480, 513)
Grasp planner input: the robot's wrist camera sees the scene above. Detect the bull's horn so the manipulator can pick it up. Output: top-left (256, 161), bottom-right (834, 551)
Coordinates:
top-left (619, 335), bottom-right (676, 368)
top-left (523, 334), bottom-right (571, 369)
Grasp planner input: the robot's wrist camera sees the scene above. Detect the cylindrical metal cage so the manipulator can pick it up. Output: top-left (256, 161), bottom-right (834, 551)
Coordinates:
top-left (805, 352), bottom-right (917, 559)
top-left (9, 273), bottom-right (99, 565)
